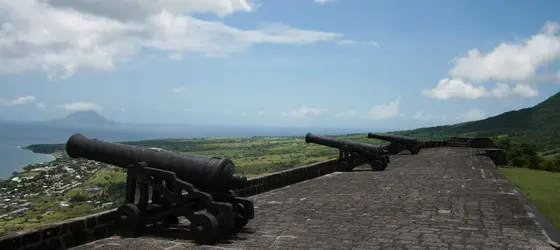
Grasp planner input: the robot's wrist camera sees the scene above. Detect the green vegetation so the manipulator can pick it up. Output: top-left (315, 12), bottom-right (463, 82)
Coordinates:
top-left (394, 91), bottom-right (560, 152)
top-left (499, 167), bottom-right (560, 229)
top-left (392, 92), bottom-right (560, 173)
top-left (25, 135), bottom-right (367, 176)
top-left (490, 136), bottom-right (560, 173)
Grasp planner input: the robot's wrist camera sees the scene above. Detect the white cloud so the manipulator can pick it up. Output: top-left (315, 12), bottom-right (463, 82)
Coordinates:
top-left (423, 22), bottom-right (560, 101)
top-left (422, 78), bottom-right (488, 100)
top-left (458, 108), bottom-right (485, 122)
top-left (313, 0), bottom-right (335, 4)
top-left (1, 0), bottom-right (346, 78)
top-left (365, 96), bottom-right (402, 120)
top-left (167, 53), bottom-right (183, 61)
top-left (172, 86), bottom-right (186, 93)
top-left (36, 103), bottom-right (46, 109)
top-left (56, 102), bottom-right (102, 111)
top-left (257, 111), bottom-right (265, 117)
top-left (423, 79), bottom-right (540, 100)
top-left (281, 106), bottom-right (328, 119)
top-left (491, 83), bottom-right (539, 98)
top-left (422, 78), bottom-right (489, 100)
top-left (0, 96), bottom-right (36, 107)
top-left (337, 39), bottom-right (357, 45)
top-left (413, 111), bottom-right (446, 122)
top-left (490, 82), bottom-right (510, 98)
top-left (449, 22), bottom-right (560, 83)
top-left (45, 0), bottom-right (255, 20)
top-left (363, 41), bottom-right (380, 48)
top-left (336, 40), bottom-right (379, 47)
top-left (334, 109), bottom-right (357, 118)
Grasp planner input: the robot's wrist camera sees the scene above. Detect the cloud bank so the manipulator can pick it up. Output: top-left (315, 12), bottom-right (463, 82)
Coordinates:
top-left (0, 0), bottom-right (350, 78)
top-left (423, 22), bottom-right (560, 100)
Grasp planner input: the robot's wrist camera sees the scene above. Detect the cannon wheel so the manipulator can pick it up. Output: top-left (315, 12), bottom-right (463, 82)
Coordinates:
top-left (338, 161), bottom-right (355, 171)
top-left (369, 160), bottom-right (386, 171)
top-left (410, 148), bottom-right (420, 155)
top-left (115, 203), bottom-right (144, 237)
top-left (190, 211), bottom-right (219, 244)
top-left (234, 203), bottom-right (250, 230)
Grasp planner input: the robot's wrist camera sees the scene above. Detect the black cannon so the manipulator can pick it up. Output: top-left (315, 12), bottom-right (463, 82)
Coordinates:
top-left (304, 133), bottom-right (390, 171)
top-left (367, 133), bottom-right (421, 155)
top-left (65, 133), bottom-right (254, 244)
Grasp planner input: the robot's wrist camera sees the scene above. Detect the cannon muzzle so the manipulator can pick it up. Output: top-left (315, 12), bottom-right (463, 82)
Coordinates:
top-left (305, 132), bottom-right (385, 154)
top-left (367, 133), bottom-right (418, 143)
top-left (66, 133), bottom-right (247, 191)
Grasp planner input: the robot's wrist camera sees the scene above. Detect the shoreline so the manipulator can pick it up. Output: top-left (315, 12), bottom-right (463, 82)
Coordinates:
top-left (17, 145), bottom-right (57, 159)
top-left (1, 146), bottom-right (57, 181)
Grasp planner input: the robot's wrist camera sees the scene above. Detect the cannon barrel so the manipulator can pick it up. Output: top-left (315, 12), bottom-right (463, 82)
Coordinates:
top-left (305, 133), bottom-right (384, 154)
top-left (367, 133), bottom-right (418, 143)
top-left (66, 133), bottom-right (247, 192)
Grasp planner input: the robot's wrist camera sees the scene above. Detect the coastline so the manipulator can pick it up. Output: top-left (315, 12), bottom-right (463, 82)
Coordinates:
top-left (17, 145), bottom-right (57, 159)
top-left (0, 146), bottom-right (57, 181)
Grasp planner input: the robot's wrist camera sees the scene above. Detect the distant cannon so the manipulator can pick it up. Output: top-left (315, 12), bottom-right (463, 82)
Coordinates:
top-left (367, 133), bottom-right (421, 155)
top-left (66, 133), bottom-right (254, 244)
top-left (304, 133), bottom-right (390, 171)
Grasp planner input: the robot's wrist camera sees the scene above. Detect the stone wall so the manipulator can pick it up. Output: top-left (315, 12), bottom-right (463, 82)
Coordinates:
top-left (0, 159), bottom-right (339, 250)
top-left (234, 159), bottom-right (339, 197)
top-left (419, 140), bottom-right (449, 148)
top-left (467, 137), bottom-right (498, 148)
top-left (0, 139), bottom-right (505, 250)
top-left (0, 209), bottom-right (116, 250)
top-left (477, 148), bottom-right (508, 166)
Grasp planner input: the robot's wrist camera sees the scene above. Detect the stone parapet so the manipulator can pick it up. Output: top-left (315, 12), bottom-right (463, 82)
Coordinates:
top-left (0, 159), bottom-right (339, 250)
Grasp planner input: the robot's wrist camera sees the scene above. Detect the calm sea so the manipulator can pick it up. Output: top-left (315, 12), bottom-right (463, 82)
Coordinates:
top-left (0, 123), bottom-right (159, 179)
top-left (0, 122), bottom-right (374, 179)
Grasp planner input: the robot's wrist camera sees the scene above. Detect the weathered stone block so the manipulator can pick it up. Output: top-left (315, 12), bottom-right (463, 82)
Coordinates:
top-left (96, 211), bottom-right (114, 225)
top-left (480, 149), bottom-right (508, 166)
top-left (47, 238), bottom-right (62, 249)
top-left (21, 230), bottom-right (41, 245)
top-left (69, 219), bottom-right (86, 233)
top-left (106, 223), bottom-right (116, 237)
top-left (62, 234), bottom-right (75, 248)
top-left (0, 235), bottom-right (21, 250)
top-left (93, 226), bottom-right (107, 240)
top-left (41, 225), bottom-right (60, 240)
top-left (86, 216), bottom-right (97, 229)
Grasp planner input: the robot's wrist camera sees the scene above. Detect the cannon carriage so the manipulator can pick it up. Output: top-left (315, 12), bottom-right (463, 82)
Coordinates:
top-left (304, 133), bottom-right (390, 171)
top-left (65, 133), bottom-right (255, 244)
top-left (367, 133), bottom-right (422, 155)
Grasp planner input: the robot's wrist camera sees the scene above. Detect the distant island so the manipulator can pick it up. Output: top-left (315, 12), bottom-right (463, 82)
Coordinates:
top-left (46, 110), bottom-right (119, 127)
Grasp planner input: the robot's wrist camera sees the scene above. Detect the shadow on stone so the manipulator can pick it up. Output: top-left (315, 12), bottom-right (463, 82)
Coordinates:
top-left (138, 222), bottom-right (255, 246)
top-left (475, 148), bottom-right (508, 166)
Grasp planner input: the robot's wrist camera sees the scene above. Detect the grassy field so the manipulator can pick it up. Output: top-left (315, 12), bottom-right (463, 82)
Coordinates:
top-left (499, 167), bottom-right (560, 229)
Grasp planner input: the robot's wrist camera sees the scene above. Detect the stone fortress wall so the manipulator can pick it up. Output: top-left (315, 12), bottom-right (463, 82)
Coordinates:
top-left (0, 137), bottom-right (525, 250)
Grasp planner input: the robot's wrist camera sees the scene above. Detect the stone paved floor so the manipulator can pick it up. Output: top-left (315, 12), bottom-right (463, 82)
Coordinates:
top-left (72, 148), bottom-right (555, 250)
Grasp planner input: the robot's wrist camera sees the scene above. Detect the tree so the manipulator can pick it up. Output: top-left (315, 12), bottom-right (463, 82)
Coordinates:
top-left (70, 194), bottom-right (87, 202)
top-left (506, 142), bottom-right (541, 169)
top-left (495, 137), bottom-right (512, 151)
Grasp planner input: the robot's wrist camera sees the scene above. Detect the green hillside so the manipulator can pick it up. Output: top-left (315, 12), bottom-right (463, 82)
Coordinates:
top-left (394, 91), bottom-right (560, 153)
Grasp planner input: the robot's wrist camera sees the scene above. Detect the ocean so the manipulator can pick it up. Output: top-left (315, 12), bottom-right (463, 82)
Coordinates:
top-left (0, 122), bottom-right (376, 179)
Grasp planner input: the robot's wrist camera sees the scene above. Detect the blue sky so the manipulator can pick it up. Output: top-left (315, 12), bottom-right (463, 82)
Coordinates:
top-left (1, 0), bottom-right (560, 130)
